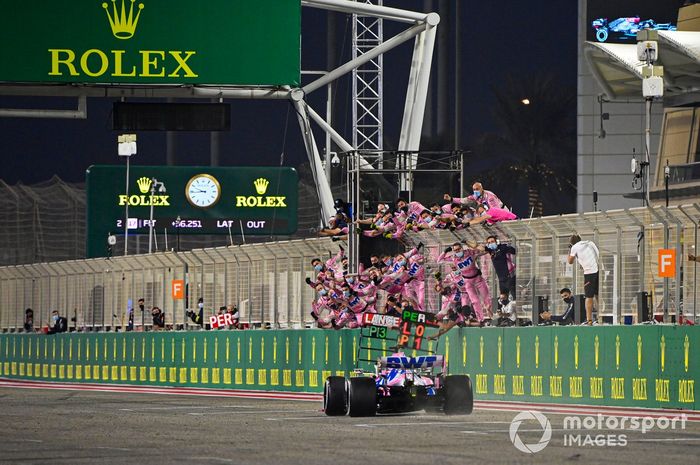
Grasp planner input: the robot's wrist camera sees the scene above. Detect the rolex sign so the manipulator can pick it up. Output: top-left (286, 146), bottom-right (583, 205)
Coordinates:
top-left (1, 0), bottom-right (301, 86)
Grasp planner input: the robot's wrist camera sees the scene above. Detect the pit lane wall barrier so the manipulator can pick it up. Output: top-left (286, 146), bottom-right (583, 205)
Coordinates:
top-left (0, 326), bottom-right (697, 410)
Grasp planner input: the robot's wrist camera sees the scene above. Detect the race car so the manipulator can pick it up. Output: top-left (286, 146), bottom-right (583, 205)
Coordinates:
top-left (592, 16), bottom-right (676, 43)
top-left (323, 308), bottom-right (473, 417)
top-left (323, 354), bottom-right (473, 417)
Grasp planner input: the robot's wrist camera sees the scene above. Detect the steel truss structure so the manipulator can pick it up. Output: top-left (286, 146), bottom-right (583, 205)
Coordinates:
top-left (344, 150), bottom-right (463, 271)
top-left (0, 0), bottom-right (438, 228)
top-left (352, 1), bottom-right (384, 156)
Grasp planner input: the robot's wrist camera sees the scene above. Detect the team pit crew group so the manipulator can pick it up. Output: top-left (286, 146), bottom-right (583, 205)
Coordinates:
top-left (320, 182), bottom-right (516, 240)
top-left (309, 183), bottom-right (519, 332)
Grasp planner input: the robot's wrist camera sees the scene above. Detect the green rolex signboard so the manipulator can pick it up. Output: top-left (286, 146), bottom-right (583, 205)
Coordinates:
top-left (0, 0), bottom-right (300, 86)
top-left (86, 165), bottom-right (299, 257)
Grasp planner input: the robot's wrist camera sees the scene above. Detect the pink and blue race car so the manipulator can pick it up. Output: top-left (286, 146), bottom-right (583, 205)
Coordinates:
top-left (323, 308), bottom-right (473, 417)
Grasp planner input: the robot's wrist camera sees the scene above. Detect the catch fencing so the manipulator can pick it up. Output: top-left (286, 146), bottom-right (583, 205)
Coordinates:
top-left (0, 205), bottom-right (698, 331)
top-left (407, 204), bottom-right (700, 323)
top-left (0, 238), bottom-right (338, 331)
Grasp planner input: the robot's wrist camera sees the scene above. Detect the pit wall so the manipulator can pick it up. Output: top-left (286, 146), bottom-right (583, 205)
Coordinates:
top-left (0, 326), bottom-right (697, 410)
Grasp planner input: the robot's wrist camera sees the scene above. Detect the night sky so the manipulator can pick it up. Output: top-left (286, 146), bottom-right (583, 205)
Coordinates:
top-left (0, 0), bottom-right (578, 185)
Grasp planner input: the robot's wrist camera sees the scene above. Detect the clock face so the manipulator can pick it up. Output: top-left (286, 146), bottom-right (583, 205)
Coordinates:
top-left (185, 174), bottom-right (221, 208)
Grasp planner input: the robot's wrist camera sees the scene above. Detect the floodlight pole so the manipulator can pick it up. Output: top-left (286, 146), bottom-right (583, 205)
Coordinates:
top-left (124, 154), bottom-right (130, 255)
top-left (148, 178), bottom-right (165, 254)
top-left (148, 180), bottom-right (155, 254)
top-left (118, 134), bottom-right (136, 256)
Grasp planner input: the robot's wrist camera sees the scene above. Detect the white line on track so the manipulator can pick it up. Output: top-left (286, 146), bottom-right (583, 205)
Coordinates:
top-left (187, 457), bottom-right (234, 463)
top-left (265, 416), bottom-right (326, 421)
top-left (353, 420), bottom-right (494, 428)
top-left (187, 410), bottom-right (304, 416)
top-left (119, 404), bottom-right (271, 411)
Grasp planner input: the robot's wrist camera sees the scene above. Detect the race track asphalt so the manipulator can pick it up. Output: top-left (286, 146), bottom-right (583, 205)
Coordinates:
top-left (1, 385), bottom-right (698, 465)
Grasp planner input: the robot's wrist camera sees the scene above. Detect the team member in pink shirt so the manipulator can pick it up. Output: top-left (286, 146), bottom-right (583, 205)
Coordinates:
top-left (467, 182), bottom-right (503, 209)
top-left (468, 203), bottom-right (517, 225)
top-left (437, 242), bottom-right (492, 321)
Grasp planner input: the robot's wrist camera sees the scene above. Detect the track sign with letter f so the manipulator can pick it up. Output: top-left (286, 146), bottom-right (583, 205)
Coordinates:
top-left (658, 249), bottom-right (676, 278)
top-left (172, 280), bottom-right (185, 299)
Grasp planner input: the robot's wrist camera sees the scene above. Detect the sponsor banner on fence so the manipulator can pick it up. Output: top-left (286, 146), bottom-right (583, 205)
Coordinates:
top-left (0, 326), bottom-right (696, 410)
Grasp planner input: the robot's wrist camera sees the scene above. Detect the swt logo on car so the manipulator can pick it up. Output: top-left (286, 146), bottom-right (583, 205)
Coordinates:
top-left (385, 356), bottom-right (438, 369)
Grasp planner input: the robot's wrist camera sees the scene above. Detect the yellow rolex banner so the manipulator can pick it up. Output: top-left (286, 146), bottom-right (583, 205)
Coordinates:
top-left (0, 0), bottom-right (300, 86)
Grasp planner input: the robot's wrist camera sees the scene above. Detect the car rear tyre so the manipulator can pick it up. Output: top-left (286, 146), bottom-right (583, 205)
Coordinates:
top-left (347, 377), bottom-right (376, 417)
top-left (324, 376), bottom-right (348, 416)
top-left (443, 375), bottom-right (473, 415)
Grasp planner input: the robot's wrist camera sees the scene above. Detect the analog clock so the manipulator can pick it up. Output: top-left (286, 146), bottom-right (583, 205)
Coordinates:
top-left (185, 174), bottom-right (221, 208)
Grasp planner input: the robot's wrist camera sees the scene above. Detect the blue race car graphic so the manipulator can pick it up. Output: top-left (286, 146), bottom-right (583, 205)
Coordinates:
top-left (592, 16), bottom-right (677, 42)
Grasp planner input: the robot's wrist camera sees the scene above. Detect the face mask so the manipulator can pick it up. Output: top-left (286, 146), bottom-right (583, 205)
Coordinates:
top-left (198, 303), bottom-right (204, 309)
top-left (564, 296), bottom-right (574, 304)
top-left (314, 264), bottom-right (323, 272)
top-left (319, 289), bottom-right (328, 296)
top-left (499, 298), bottom-right (509, 306)
top-left (401, 206), bottom-right (408, 213)
top-left (473, 190), bottom-right (481, 198)
top-left (347, 277), bottom-right (354, 284)
top-left (455, 251), bottom-right (464, 258)
top-left (487, 243), bottom-right (497, 250)
top-left (52, 315), bottom-right (59, 322)
top-left (398, 260), bottom-right (406, 267)
top-left (343, 291), bottom-right (351, 298)
top-left (375, 219), bottom-right (384, 226)
top-left (385, 258), bottom-right (393, 266)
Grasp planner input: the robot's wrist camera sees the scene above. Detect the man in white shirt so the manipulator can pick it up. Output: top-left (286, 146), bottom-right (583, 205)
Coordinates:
top-left (567, 234), bottom-right (600, 325)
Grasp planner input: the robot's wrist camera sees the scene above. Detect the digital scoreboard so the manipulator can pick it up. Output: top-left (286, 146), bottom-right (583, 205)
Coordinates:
top-left (86, 165), bottom-right (298, 257)
top-left (397, 309), bottom-right (439, 351)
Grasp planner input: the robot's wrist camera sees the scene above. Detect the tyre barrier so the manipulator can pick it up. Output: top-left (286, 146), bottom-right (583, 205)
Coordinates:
top-left (0, 326), bottom-right (697, 410)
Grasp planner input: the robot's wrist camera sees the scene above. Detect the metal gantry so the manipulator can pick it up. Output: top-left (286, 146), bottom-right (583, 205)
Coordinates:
top-left (352, 1), bottom-right (384, 157)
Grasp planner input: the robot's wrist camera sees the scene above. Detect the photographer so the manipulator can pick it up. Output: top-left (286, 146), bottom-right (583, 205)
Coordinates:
top-left (24, 308), bottom-right (34, 332)
top-left (151, 307), bottom-right (165, 331)
top-left (226, 304), bottom-right (240, 329)
top-left (186, 297), bottom-right (204, 327)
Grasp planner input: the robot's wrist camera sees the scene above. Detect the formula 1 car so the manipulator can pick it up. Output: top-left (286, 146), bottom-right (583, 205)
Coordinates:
top-left (323, 309), bottom-right (473, 417)
top-left (592, 17), bottom-right (676, 42)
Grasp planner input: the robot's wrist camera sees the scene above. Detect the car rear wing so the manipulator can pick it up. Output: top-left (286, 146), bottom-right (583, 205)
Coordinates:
top-left (378, 355), bottom-right (444, 370)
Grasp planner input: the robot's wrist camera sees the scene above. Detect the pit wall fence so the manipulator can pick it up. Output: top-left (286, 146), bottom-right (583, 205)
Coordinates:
top-left (1, 326), bottom-right (697, 411)
top-left (2, 204), bottom-right (700, 332)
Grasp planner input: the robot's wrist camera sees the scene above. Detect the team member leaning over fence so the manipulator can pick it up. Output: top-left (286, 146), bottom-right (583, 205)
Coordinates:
top-left (437, 241), bottom-right (492, 322)
top-left (467, 202), bottom-right (517, 226)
